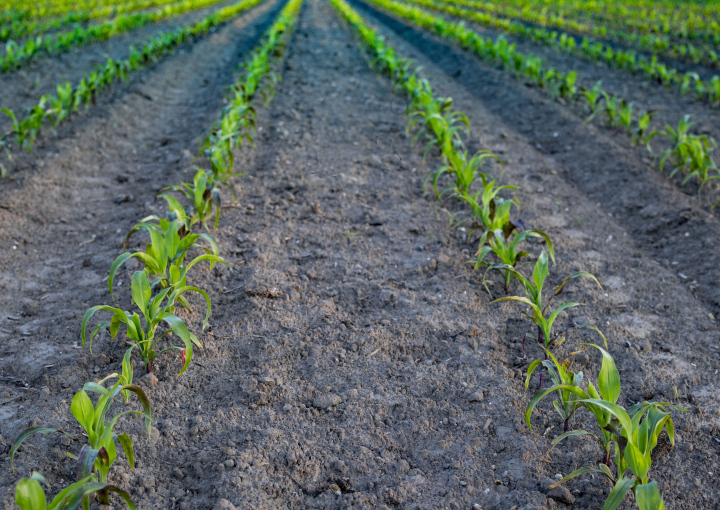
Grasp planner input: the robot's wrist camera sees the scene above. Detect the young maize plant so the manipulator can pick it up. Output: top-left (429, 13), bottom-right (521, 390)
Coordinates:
top-left (488, 251), bottom-right (605, 385)
top-left (14, 472), bottom-right (135, 510)
top-left (10, 374), bottom-right (150, 507)
top-left (82, 270), bottom-right (208, 374)
top-left (0, 0), bottom-right (266, 175)
top-left (527, 344), bottom-right (685, 510)
top-left (0, 0), bottom-right (234, 72)
top-left (647, 115), bottom-right (720, 193)
top-left (159, 168), bottom-right (224, 231)
top-left (110, 215), bottom-right (226, 307)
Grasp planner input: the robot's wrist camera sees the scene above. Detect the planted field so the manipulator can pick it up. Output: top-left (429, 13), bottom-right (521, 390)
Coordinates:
top-left (0, 0), bottom-right (717, 508)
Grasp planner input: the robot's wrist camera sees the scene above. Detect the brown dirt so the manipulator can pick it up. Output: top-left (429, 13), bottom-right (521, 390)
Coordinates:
top-left (0, 0), bottom-right (717, 509)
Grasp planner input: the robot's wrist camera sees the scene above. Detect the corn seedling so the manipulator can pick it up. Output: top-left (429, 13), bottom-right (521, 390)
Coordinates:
top-left (160, 168), bottom-right (225, 231)
top-left (632, 110), bottom-right (656, 147)
top-left (647, 115), bottom-right (720, 190)
top-left (528, 345), bottom-right (685, 510)
top-left (11, 375), bottom-right (150, 508)
top-left (489, 251), bottom-right (605, 381)
top-left (15, 472), bottom-right (135, 510)
top-left (475, 227), bottom-right (554, 293)
top-left (82, 270), bottom-right (209, 374)
top-left (110, 216), bottom-right (226, 309)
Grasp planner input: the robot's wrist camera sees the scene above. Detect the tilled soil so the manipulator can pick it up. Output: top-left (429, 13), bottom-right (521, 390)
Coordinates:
top-left (0, 0), bottom-right (718, 509)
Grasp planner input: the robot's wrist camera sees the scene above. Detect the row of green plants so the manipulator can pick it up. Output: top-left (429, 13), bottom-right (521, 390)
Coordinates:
top-left (484, 0), bottom-right (720, 42)
top-left (0, 0), bottom-right (151, 24)
top-left (330, 0), bottom-right (684, 507)
top-left (0, 0), bottom-right (201, 42)
top-left (435, 0), bottom-right (720, 67)
top-left (0, 0), bottom-right (232, 72)
top-left (9, 0), bottom-right (302, 507)
top-left (363, 0), bottom-right (720, 201)
top-left (396, 0), bottom-right (720, 106)
top-left (0, 0), bottom-right (267, 178)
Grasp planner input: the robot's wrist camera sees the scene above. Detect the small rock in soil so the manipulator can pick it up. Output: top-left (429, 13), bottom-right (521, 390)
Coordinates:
top-left (314, 393), bottom-right (342, 409)
top-left (541, 477), bottom-right (574, 505)
top-left (213, 499), bottom-right (236, 510)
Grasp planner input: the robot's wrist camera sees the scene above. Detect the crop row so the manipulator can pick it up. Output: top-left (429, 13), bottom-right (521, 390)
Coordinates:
top-left (10, 0), bottom-right (302, 507)
top-left (1, 0), bottom-right (204, 42)
top-left (0, 0), bottom-right (232, 72)
top-left (361, 0), bottom-right (720, 202)
top-left (0, 0), bottom-right (159, 23)
top-left (486, 0), bottom-right (720, 42)
top-left (395, 0), bottom-right (720, 106)
top-left (0, 0), bottom-right (268, 178)
top-left (329, 0), bottom-right (683, 508)
top-left (2, 0), bottom-right (172, 27)
top-left (434, 0), bottom-right (720, 66)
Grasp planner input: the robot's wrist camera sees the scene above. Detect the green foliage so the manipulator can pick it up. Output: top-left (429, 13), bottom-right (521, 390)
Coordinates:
top-left (647, 114), bottom-right (720, 190)
top-left (15, 472), bottom-right (135, 510)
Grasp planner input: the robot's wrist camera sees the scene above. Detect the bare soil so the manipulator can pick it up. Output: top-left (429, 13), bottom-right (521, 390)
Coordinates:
top-left (0, 0), bottom-right (717, 509)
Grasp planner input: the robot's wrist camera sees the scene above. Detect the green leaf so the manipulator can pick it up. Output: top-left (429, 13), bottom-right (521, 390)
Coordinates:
top-left (526, 384), bottom-right (588, 430)
top-left (625, 441), bottom-right (650, 482)
top-left (117, 433), bottom-right (135, 470)
top-left (160, 314), bottom-right (193, 375)
top-left (584, 344), bottom-right (621, 403)
top-left (70, 391), bottom-right (95, 434)
top-left (524, 359), bottom-right (543, 389)
top-left (119, 385), bottom-right (152, 436)
top-left (549, 466), bottom-right (600, 488)
top-left (579, 399), bottom-right (635, 446)
top-left (170, 286), bottom-right (212, 329)
top-left (532, 250), bottom-right (549, 300)
top-left (636, 481), bottom-right (666, 510)
top-left (15, 478), bottom-right (46, 510)
top-left (551, 429), bottom-right (593, 445)
top-left (131, 271), bottom-right (151, 312)
top-left (108, 252), bottom-right (132, 298)
top-left (601, 477), bottom-right (634, 510)
top-left (81, 305), bottom-right (124, 350)
top-left (75, 445), bottom-right (98, 481)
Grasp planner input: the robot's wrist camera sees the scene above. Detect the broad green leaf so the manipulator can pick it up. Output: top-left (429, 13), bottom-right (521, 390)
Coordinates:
top-left (131, 272), bottom-right (151, 313)
top-left (532, 251), bottom-right (549, 301)
top-left (601, 477), bottom-right (634, 510)
top-left (625, 442), bottom-right (650, 483)
top-left (584, 344), bottom-right (621, 403)
top-left (70, 391), bottom-right (95, 435)
top-left (636, 482), bottom-right (666, 510)
top-left (117, 433), bottom-right (135, 470)
top-left (15, 478), bottom-right (46, 510)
